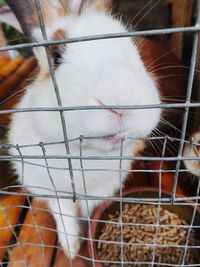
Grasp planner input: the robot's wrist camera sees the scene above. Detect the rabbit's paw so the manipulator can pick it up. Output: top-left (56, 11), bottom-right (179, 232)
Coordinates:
top-left (60, 233), bottom-right (80, 259)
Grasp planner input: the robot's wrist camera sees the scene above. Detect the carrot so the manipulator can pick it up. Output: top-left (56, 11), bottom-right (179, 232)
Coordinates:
top-left (0, 57), bottom-right (10, 69)
top-left (0, 55), bottom-right (25, 82)
top-left (0, 56), bottom-right (37, 101)
top-left (0, 60), bottom-right (37, 125)
top-left (8, 199), bottom-right (56, 267)
top-left (0, 190), bottom-right (26, 261)
top-left (12, 56), bottom-right (37, 80)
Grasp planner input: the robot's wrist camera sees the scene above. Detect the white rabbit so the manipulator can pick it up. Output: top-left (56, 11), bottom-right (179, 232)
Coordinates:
top-left (7, 0), bottom-right (161, 258)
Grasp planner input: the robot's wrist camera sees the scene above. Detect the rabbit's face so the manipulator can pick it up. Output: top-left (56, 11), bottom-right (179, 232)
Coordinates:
top-left (31, 9), bottom-right (161, 152)
top-left (8, 0), bottom-right (161, 152)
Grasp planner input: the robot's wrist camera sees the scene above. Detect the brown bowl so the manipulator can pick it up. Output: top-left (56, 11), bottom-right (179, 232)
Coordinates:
top-left (87, 187), bottom-right (200, 267)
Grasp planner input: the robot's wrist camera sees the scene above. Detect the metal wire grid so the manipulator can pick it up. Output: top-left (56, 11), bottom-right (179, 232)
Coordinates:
top-left (0, 0), bottom-right (200, 266)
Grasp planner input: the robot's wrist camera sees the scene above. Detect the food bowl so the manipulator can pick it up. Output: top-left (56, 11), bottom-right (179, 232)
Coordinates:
top-left (87, 187), bottom-right (200, 267)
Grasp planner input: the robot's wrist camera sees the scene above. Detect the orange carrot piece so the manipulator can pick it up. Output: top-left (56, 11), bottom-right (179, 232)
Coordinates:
top-left (8, 199), bottom-right (56, 267)
top-left (0, 57), bottom-right (37, 101)
top-left (0, 190), bottom-right (26, 261)
top-left (0, 58), bottom-right (10, 69)
top-left (0, 55), bottom-right (25, 82)
top-left (0, 57), bottom-right (37, 125)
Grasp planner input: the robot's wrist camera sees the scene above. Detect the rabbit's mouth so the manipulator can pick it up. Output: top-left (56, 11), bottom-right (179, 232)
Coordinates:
top-left (83, 131), bottom-right (133, 151)
top-left (102, 134), bottom-right (122, 145)
top-left (102, 130), bottom-right (134, 145)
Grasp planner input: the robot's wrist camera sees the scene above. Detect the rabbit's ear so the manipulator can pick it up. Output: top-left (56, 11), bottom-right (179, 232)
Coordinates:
top-left (5, 0), bottom-right (67, 40)
top-left (5, 0), bottom-right (38, 39)
top-left (6, 0), bottom-right (67, 73)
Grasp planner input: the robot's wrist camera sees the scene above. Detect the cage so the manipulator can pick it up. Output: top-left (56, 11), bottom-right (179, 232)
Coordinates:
top-left (0, 0), bottom-right (200, 267)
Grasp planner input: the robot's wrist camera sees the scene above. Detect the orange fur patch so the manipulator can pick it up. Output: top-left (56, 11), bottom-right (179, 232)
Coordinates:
top-left (91, 0), bottom-right (112, 13)
top-left (133, 140), bottom-right (146, 156)
top-left (51, 29), bottom-right (66, 41)
top-left (25, 0), bottom-right (68, 28)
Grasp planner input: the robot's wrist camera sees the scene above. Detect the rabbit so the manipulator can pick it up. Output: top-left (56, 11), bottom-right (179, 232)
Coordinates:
top-left (183, 128), bottom-right (200, 177)
top-left (5, 0), bottom-right (187, 258)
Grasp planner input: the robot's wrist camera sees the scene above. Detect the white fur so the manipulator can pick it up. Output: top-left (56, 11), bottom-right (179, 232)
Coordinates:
top-left (69, 0), bottom-right (84, 13)
top-left (8, 7), bottom-right (161, 258)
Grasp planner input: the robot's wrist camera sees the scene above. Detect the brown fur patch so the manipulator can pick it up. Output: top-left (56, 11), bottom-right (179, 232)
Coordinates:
top-left (91, 0), bottom-right (112, 13)
top-left (133, 140), bottom-right (146, 156)
top-left (193, 160), bottom-right (200, 171)
top-left (51, 29), bottom-right (66, 41)
top-left (76, 204), bottom-right (82, 218)
top-left (26, 0), bottom-right (67, 27)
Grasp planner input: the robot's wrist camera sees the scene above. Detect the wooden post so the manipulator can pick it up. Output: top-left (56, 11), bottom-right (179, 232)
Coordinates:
top-left (165, 0), bottom-right (193, 58)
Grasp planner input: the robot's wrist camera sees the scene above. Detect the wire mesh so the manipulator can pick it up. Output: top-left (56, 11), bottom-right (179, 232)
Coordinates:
top-left (0, 0), bottom-right (200, 267)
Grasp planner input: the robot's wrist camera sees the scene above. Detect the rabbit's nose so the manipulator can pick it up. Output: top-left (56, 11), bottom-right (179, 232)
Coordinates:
top-left (89, 97), bottom-right (124, 118)
top-left (107, 108), bottom-right (123, 119)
